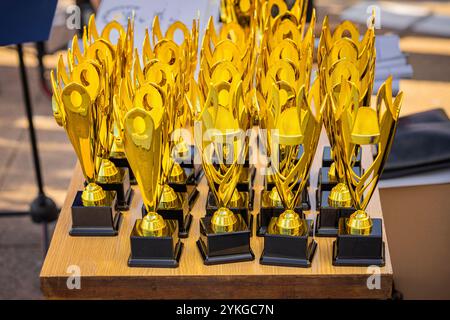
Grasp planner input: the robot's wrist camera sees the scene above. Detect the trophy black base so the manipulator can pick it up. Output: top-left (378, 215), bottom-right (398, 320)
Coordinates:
top-left (197, 214), bottom-right (254, 265)
top-left (168, 167), bottom-right (200, 209)
top-left (97, 167), bottom-right (133, 211)
top-left (322, 146), bottom-right (361, 167)
top-left (70, 191), bottom-right (121, 236)
top-left (260, 220), bottom-right (316, 268)
top-left (128, 219), bottom-right (183, 268)
top-left (206, 190), bottom-right (252, 228)
top-left (332, 218), bottom-right (385, 267)
top-left (237, 166), bottom-right (256, 192)
top-left (317, 166), bottom-right (362, 192)
top-left (142, 195), bottom-right (193, 238)
top-left (315, 189), bottom-right (355, 237)
top-left (109, 156), bottom-right (136, 185)
top-left (256, 189), bottom-right (309, 236)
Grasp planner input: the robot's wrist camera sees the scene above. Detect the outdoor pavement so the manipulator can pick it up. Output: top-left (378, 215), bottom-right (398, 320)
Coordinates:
top-left (0, 0), bottom-right (449, 299)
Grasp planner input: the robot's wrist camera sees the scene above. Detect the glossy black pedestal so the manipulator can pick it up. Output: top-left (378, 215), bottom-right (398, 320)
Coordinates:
top-left (109, 156), bottom-right (136, 185)
top-left (322, 146), bottom-right (361, 167)
top-left (260, 219), bottom-right (316, 267)
top-left (70, 190), bottom-right (121, 236)
top-left (206, 191), bottom-right (253, 228)
top-left (332, 218), bottom-right (385, 266)
top-left (168, 167), bottom-right (200, 209)
top-left (315, 189), bottom-right (355, 237)
top-left (197, 214), bottom-right (254, 265)
top-left (256, 189), bottom-right (309, 236)
top-left (128, 219), bottom-right (183, 268)
top-left (141, 193), bottom-right (193, 238)
top-left (97, 167), bottom-right (133, 211)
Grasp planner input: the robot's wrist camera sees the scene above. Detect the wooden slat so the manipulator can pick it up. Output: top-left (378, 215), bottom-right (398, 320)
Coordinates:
top-left (40, 130), bottom-right (393, 299)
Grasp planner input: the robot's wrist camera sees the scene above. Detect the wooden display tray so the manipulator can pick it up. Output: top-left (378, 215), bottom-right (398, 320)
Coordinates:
top-left (40, 131), bottom-right (393, 299)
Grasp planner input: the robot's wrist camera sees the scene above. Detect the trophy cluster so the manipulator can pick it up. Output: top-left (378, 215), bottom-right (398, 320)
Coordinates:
top-left (51, 1), bottom-right (403, 268)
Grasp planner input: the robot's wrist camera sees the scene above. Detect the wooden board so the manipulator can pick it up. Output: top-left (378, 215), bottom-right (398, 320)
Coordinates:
top-left (40, 130), bottom-right (393, 299)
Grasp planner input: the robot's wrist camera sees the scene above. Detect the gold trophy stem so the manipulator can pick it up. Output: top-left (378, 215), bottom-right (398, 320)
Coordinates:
top-left (81, 182), bottom-right (107, 206)
top-left (346, 210), bottom-right (373, 235)
top-left (110, 135), bottom-right (126, 159)
top-left (141, 211), bottom-right (167, 237)
top-left (228, 189), bottom-right (242, 207)
top-left (275, 209), bottom-right (303, 236)
top-left (327, 161), bottom-right (337, 181)
top-left (211, 207), bottom-right (238, 233)
top-left (97, 158), bottom-right (121, 184)
top-left (159, 184), bottom-right (181, 209)
top-left (328, 182), bottom-right (353, 207)
top-left (170, 162), bottom-right (187, 183)
top-left (268, 186), bottom-right (294, 207)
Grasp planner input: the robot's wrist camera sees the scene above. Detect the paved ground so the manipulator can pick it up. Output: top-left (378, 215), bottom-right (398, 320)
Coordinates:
top-left (0, 0), bottom-right (449, 299)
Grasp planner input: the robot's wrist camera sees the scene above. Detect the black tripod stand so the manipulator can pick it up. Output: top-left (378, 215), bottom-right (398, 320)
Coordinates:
top-left (0, 44), bottom-right (58, 255)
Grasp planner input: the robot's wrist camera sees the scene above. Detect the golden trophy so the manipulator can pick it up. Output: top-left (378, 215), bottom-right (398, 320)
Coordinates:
top-left (150, 17), bottom-right (202, 221)
top-left (194, 78), bottom-right (254, 265)
top-left (108, 17), bottom-right (138, 185)
top-left (115, 79), bottom-right (182, 267)
top-left (329, 77), bottom-right (403, 266)
top-left (255, 9), bottom-right (315, 236)
top-left (259, 79), bottom-right (322, 267)
top-left (51, 61), bottom-right (121, 236)
top-left (199, 18), bottom-right (257, 216)
top-left (315, 18), bottom-right (375, 236)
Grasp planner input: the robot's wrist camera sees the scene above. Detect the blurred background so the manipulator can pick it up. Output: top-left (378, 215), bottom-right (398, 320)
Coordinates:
top-left (0, 0), bottom-right (449, 299)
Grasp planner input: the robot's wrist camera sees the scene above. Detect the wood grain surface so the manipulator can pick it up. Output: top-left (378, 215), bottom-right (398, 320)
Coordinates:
top-left (40, 130), bottom-right (393, 299)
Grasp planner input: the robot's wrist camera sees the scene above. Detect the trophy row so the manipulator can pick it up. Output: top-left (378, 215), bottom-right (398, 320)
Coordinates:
top-left (51, 0), bottom-right (403, 268)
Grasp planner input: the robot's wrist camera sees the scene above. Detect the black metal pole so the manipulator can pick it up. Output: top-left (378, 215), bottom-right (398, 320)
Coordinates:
top-left (16, 44), bottom-right (45, 196)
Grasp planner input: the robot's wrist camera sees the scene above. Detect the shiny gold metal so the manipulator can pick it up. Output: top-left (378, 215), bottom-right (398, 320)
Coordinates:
top-left (196, 75), bottom-right (251, 232)
top-left (115, 85), bottom-right (174, 236)
top-left (327, 77), bottom-right (403, 235)
top-left (259, 77), bottom-right (322, 236)
top-left (318, 16), bottom-right (377, 209)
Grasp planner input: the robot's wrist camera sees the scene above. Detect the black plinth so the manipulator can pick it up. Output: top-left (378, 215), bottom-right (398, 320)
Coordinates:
top-left (256, 189), bottom-right (309, 236)
top-left (206, 191), bottom-right (252, 228)
top-left (315, 189), bottom-right (355, 237)
top-left (332, 218), bottom-right (385, 266)
top-left (260, 219), bottom-right (317, 267)
top-left (109, 156), bottom-right (136, 185)
top-left (174, 144), bottom-right (204, 183)
top-left (70, 190), bottom-right (121, 236)
top-left (264, 174), bottom-right (310, 190)
top-left (197, 214), bottom-right (254, 265)
top-left (141, 194), bottom-right (192, 238)
top-left (237, 166), bottom-right (256, 192)
top-left (97, 167), bottom-right (133, 211)
top-left (317, 166), bottom-right (362, 192)
top-left (128, 219), bottom-right (183, 268)
top-left (322, 146), bottom-right (361, 167)
top-left (168, 167), bottom-right (200, 209)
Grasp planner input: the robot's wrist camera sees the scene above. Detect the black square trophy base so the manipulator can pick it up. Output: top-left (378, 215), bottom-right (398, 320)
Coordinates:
top-left (256, 189), bottom-right (309, 236)
top-left (197, 214), bottom-right (254, 265)
top-left (237, 166), bottom-right (256, 191)
top-left (70, 191), bottom-right (121, 236)
top-left (141, 194), bottom-right (193, 238)
top-left (206, 191), bottom-right (253, 230)
top-left (322, 146), bottom-right (361, 167)
top-left (109, 156), bottom-right (136, 185)
top-left (97, 167), bottom-right (133, 211)
top-left (168, 167), bottom-right (200, 210)
top-left (260, 219), bottom-right (317, 268)
top-left (317, 166), bottom-right (362, 192)
top-left (332, 218), bottom-right (385, 267)
top-left (128, 219), bottom-right (183, 268)
top-left (176, 144), bottom-right (204, 183)
top-left (315, 189), bottom-right (355, 237)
